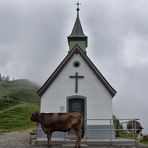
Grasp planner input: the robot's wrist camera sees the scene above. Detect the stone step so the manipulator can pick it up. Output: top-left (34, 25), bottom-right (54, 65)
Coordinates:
top-left (34, 138), bottom-right (139, 147)
top-left (62, 143), bottom-right (88, 147)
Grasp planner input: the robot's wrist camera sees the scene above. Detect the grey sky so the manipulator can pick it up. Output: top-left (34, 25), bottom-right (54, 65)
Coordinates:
top-left (0, 0), bottom-right (148, 133)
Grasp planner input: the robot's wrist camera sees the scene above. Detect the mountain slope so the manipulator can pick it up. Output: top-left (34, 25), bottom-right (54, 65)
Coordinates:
top-left (0, 79), bottom-right (40, 133)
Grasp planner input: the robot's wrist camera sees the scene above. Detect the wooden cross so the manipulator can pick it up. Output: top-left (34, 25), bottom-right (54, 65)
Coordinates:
top-left (69, 72), bottom-right (84, 93)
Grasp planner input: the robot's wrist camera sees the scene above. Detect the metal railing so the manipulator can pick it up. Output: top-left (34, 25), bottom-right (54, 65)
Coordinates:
top-left (34, 118), bottom-right (142, 145)
top-left (65, 118), bottom-right (141, 143)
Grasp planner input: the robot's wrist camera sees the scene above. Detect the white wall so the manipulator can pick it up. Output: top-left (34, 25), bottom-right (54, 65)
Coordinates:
top-left (40, 54), bottom-right (113, 125)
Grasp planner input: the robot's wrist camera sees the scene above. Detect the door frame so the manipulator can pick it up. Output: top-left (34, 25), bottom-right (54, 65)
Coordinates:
top-left (67, 95), bottom-right (87, 132)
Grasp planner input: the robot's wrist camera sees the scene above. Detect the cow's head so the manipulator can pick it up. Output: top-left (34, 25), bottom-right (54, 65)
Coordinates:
top-left (30, 111), bottom-right (39, 122)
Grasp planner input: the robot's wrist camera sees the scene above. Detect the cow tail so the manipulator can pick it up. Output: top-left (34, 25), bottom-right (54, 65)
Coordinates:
top-left (81, 114), bottom-right (84, 138)
top-left (81, 126), bottom-right (84, 138)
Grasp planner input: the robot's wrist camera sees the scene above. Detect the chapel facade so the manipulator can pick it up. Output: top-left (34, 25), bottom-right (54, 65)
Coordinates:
top-left (37, 5), bottom-right (116, 139)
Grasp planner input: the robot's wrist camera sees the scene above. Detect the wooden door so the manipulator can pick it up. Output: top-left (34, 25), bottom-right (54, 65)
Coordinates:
top-left (68, 98), bottom-right (85, 137)
top-left (68, 98), bottom-right (85, 114)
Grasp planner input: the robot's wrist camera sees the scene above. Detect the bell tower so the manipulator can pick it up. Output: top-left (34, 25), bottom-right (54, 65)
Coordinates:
top-left (67, 2), bottom-right (88, 52)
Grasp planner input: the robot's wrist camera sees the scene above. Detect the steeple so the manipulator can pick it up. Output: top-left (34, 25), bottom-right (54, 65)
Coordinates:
top-left (67, 2), bottom-right (88, 52)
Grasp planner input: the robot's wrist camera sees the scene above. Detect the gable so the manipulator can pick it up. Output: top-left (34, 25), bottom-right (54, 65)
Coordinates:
top-left (37, 45), bottom-right (116, 97)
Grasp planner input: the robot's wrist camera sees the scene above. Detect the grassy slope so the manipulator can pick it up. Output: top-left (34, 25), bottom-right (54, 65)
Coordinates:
top-left (0, 79), bottom-right (40, 133)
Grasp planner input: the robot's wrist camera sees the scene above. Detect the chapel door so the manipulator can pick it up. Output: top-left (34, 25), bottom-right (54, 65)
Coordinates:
top-left (68, 98), bottom-right (85, 114)
top-left (67, 98), bottom-right (86, 137)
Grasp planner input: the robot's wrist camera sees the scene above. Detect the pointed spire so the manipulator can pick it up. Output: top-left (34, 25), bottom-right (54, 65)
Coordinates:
top-left (69, 2), bottom-right (86, 38)
top-left (67, 3), bottom-right (88, 52)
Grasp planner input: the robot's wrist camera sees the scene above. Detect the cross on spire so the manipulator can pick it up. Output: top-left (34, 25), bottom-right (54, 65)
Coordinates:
top-left (75, 2), bottom-right (81, 11)
top-left (67, 1), bottom-right (87, 51)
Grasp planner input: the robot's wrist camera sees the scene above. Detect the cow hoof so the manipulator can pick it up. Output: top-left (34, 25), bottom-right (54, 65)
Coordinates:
top-left (48, 144), bottom-right (52, 147)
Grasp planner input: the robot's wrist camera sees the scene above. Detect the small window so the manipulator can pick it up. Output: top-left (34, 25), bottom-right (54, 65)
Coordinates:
top-left (73, 61), bottom-right (80, 68)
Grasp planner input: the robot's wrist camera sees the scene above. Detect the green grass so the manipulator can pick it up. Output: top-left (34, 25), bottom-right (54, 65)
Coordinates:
top-left (0, 102), bottom-right (39, 133)
top-left (142, 141), bottom-right (148, 145)
top-left (140, 136), bottom-right (148, 145)
top-left (0, 97), bottom-right (18, 110)
top-left (0, 79), bottom-right (40, 104)
top-left (113, 115), bottom-right (132, 138)
top-left (0, 79), bottom-right (40, 133)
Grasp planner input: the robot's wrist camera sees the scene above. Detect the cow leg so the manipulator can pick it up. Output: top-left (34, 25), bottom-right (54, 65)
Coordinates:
top-left (74, 128), bottom-right (81, 148)
top-left (47, 131), bottom-right (52, 147)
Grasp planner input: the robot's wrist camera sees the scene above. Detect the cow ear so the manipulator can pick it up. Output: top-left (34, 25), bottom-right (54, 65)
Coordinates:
top-left (35, 110), bottom-right (38, 113)
top-left (35, 111), bottom-right (39, 116)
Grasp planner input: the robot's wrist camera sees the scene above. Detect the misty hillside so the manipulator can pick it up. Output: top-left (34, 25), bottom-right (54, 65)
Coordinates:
top-left (0, 79), bottom-right (40, 133)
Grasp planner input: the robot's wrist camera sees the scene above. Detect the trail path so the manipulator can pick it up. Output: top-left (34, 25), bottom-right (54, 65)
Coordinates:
top-left (0, 104), bottom-right (20, 114)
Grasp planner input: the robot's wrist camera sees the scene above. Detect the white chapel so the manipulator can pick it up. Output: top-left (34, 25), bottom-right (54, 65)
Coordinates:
top-left (37, 5), bottom-right (116, 139)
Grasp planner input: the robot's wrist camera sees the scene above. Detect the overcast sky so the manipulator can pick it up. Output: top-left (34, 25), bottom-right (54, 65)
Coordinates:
top-left (0, 0), bottom-right (148, 133)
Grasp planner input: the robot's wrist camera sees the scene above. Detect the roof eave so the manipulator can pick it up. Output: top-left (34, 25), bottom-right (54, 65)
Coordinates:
top-left (37, 45), bottom-right (117, 98)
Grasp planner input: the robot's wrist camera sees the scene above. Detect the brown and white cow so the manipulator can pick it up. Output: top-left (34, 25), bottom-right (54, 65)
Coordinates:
top-left (30, 112), bottom-right (84, 148)
top-left (127, 120), bottom-right (143, 138)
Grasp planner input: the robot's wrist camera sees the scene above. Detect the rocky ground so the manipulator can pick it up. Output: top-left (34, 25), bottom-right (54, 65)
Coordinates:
top-left (0, 131), bottom-right (30, 148)
top-left (0, 131), bottom-right (148, 148)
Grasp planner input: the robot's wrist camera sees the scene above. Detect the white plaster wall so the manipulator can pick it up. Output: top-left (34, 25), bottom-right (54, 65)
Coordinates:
top-left (40, 53), bottom-right (113, 125)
